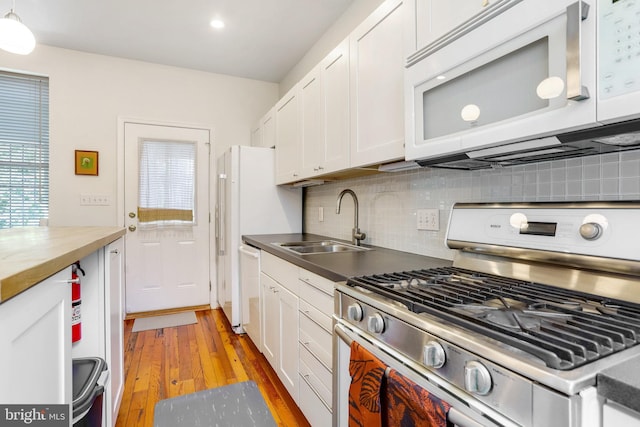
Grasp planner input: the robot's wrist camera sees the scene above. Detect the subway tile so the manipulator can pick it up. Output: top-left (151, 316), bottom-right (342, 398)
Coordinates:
top-left (304, 152), bottom-right (631, 260)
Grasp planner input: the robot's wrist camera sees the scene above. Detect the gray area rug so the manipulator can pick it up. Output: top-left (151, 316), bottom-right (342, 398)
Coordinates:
top-left (132, 311), bottom-right (197, 332)
top-left (153, 381), bottom-right (276, 427)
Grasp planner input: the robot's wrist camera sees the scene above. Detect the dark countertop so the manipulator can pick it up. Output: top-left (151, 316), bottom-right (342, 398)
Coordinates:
top-left (597, 358), bottom-right (640, 414)
top-left (242, 233), bottom-right (452, 282)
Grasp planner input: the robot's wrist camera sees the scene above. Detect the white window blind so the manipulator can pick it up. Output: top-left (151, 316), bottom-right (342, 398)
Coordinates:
top-left (138, 140), bottom-right (196, 226)
top-left (0, 71), bottom-right (49, 229)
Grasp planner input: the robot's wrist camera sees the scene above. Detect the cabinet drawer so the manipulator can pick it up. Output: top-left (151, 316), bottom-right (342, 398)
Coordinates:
top-left (299, 299), bottom-right (332, 333)
top-left (299, 268), bottom-right (334, 296)
top-left (261, 251), bottom-right (299, 294)
top-left (299, 346), bottom-right (332, 403)
top-left (299, 314), bottom-right (332, 375)
top-left (299, 363), bottom-right (332, 427)
top-left (298, 276), bottom-right (333, 316)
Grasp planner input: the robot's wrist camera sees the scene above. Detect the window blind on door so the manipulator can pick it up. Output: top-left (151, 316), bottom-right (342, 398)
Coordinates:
top-left (138, 140), bottom-right (196, 226)
top-left (0, 71), bottom-right (49, 229)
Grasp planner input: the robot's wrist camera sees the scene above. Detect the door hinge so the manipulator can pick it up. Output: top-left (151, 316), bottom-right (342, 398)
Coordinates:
top-left (209, 281), bottom-right (212, 291)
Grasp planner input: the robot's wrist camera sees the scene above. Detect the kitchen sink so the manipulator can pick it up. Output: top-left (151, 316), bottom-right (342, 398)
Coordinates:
top-left (274, 240), bottom-right (370, 255)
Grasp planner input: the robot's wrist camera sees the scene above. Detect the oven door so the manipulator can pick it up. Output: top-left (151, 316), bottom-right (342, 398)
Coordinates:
top-left (405, 0), bottom-right (596, 163)
top-left (333, 320), bottom-right (519, 427)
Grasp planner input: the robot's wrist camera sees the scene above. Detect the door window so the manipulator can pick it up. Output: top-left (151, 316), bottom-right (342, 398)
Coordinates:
top-left (137, 140), bottom-right (196, 227)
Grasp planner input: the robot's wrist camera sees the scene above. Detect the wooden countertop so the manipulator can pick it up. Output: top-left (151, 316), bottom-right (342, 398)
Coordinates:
top-left (0, 226), bottom-right (126, 303)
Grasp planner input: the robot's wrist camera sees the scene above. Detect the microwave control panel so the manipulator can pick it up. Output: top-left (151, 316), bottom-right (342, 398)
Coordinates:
top-left (599, 0), bottom-right (640, 99)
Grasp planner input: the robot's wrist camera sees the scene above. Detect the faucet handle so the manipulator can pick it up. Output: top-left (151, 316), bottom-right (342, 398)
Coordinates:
top-left (353, 228), bottom-right (366, 245)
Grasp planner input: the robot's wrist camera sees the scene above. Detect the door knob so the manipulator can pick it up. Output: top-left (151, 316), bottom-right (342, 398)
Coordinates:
top-left (129, 212), bottom-right (136, 218)
top-left (128, 225), bottom-right (137, 232)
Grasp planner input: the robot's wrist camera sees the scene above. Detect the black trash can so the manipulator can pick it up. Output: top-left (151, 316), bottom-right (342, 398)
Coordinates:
top-left (72, 357), bottom-right (107, 427)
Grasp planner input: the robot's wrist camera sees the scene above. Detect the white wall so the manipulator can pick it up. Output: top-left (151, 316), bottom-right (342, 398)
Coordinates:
top-left (0, 45), bottom-right (278, 226)
top-left (279, 0), bottom-right (385, 96)
top-left (304, 151), bottom-right (640, 260)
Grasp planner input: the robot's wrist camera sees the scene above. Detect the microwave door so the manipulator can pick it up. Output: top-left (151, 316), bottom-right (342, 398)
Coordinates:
top-left (405, 0), bottom-right (596, 162)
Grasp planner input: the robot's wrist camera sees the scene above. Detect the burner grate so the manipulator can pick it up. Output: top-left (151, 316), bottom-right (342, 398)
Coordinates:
top-left (347, 267), bottom-right (640, 370)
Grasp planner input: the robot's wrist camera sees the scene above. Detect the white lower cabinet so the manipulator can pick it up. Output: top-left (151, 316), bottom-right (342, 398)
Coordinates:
top-left (298, 269), bottom-right (335, 426)
top-left (261, 272), bottom-right (279, 368)
top-left (259, 252), bottom-right (336, 426)
top-left (260, 252), bottom-right (300, 401)
top-left (0, 236), bottom-right (124, 427)
top-left (0, 267), bottom-right (73, 408)
top-left (603, 401), bottom-right (640, 427)
top-left (278, 284), bottom-right (299, 401)
top-left (68, 237), bottom-right (125, 427)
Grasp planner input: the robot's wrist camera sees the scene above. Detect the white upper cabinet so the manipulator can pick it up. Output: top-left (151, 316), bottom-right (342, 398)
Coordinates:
top-left (321, 39), bottom-right (350, 174)
top-left (252, 107), bottom-right (275, 149)
top-left (407, 0), bottom-right (519, 57)
top-left (250, 120), bottom-right (262, 147)
top-left (300, 39), bottom-right (351, 179)
top-left (350, 0), bottom-right (405, 168)
top-left (261, 107), bottom-right (276, 149)
top-left (300, 66), bottom-right (324, 178)
top-left (275, 86), bottom-right (301, 184)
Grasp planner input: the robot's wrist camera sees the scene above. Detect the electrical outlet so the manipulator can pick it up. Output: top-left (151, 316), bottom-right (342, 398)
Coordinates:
top-left (417, 209), bottom-right (439, 231)
top-left (318, 207), bottom-right (324, 222)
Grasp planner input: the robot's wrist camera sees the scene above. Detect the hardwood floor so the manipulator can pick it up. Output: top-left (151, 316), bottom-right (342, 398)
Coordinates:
top-left (115, 308), bottom-right (311, 427)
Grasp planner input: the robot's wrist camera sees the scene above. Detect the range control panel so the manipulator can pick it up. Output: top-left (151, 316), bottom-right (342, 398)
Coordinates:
top-left (445, 203), bottom-right (640, 261)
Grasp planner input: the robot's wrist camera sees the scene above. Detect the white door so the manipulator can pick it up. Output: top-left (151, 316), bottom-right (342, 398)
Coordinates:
top-left (124, 122), bottom-right (210, 313)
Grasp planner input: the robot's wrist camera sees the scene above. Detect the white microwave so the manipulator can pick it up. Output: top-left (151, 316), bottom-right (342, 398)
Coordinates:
top-left (404, 0), bottom-right (640, 167)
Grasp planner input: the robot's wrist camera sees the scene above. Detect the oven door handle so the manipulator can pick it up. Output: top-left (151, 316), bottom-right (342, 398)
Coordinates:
top-left (333, 321), bottom-right (519, 427)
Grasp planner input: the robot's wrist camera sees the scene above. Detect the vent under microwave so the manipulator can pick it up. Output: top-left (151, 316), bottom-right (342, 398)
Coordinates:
top-left (416, 119), bottom-right (640, 170)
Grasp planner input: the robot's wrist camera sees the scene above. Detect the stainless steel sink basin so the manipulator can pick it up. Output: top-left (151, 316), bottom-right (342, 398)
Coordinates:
top-left (274, 240), bottom-right (370, 255)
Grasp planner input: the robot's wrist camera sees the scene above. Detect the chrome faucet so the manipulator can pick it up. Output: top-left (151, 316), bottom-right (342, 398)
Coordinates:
top-left (336, 189), bottom-right (366, 246)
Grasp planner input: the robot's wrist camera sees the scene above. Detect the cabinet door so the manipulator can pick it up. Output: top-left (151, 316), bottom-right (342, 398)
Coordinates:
top-left (250, 120), bottom-right (262, 147)
top-left (350, 0), bottom-right (405, 168)
top-left (261, 272), bottom-right (279, 369)
top-left (278, 284), bottom-right (299, 402)
top-left (321, 39), bottom-right (350, 174)
top-left (106, 238), bottom-right (124, 427)
top-left (603, 401), bottom-right (640, 427)
top-left (262, 108), bottom-right (276, 149)
top-left (275, 87), bottom-right (301, 184)
top-left (413, 0), bottom-right (497, 51)
top-left (0, 267), bottom-right (72, 406)
top-left (299, 66), bottom-right (324, 178)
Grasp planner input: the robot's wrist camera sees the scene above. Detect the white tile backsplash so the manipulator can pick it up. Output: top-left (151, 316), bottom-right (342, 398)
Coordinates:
top-left (303, 152), bottom-right (640, 261)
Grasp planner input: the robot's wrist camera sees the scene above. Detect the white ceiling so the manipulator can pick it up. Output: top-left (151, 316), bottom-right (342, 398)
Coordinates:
top-left (11, 0), bottom-right (354, 83)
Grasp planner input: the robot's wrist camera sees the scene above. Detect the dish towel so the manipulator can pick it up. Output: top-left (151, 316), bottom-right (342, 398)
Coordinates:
top-left (348, 341), bottom-right (386, 427)
top-left (385, 368), bottom-right (451, 427)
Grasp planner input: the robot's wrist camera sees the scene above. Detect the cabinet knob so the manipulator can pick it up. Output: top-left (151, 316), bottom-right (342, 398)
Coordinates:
top-left (128, 225), bottom-right (137, 232)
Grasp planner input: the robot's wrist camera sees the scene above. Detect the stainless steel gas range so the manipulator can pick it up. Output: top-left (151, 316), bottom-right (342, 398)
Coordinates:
top-left (333, 202), bottom-right (640, 427)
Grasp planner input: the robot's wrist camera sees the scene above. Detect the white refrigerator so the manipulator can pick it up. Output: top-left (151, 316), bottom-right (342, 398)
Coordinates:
top-left (216, 146), bottom-right (302, 333)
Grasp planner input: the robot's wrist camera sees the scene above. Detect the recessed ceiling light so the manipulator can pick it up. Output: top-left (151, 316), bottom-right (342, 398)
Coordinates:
top-left (436, 75), bottom-right (446, 80)
top-left (210, 19), bottom-right (225, 29)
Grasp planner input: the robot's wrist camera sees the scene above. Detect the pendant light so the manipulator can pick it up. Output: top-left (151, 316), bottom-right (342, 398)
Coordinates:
top-left (0, 0), bottom-right (35, 55)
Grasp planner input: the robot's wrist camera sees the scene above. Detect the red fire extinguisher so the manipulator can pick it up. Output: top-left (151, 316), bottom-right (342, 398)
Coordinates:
top-left (71, 261), bottom-right (85, 343)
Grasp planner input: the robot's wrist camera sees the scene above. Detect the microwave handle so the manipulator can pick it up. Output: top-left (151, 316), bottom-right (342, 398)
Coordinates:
top-left (566, 1), bottom-right (590, 101)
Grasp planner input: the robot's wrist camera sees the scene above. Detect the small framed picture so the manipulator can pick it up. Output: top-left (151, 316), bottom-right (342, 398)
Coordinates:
top-left (75, 150), bottom-right (99, 176)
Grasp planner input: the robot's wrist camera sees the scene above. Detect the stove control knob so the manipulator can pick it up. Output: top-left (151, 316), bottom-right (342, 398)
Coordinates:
top-left (464, 361), bottom-right (492, 396)
top-left (579, 222), bottom-right (602, 241)
top-left (367, 313), bottom-right (385, 334)
top-left (423, 341), bottom-right (446, 369)
top-left (347, 303), bottom-right (364, 322)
